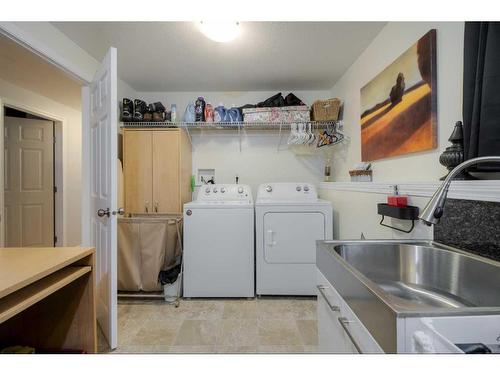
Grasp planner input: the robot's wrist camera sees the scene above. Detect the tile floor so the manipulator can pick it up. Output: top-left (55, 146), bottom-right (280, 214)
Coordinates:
top-left (99, 297), bottom-right (318, 354)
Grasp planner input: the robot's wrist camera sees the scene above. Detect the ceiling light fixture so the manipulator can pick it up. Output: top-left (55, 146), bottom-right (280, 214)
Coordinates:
top-left (197, 21), bottom-right (241, 43)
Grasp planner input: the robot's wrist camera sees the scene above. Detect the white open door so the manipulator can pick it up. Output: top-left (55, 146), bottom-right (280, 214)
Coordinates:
top-left (82, 47), bottom-right (118, 349)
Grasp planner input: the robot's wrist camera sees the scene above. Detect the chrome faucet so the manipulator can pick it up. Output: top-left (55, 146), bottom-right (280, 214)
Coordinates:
top-left (419, 156), bottom-right (500, 226)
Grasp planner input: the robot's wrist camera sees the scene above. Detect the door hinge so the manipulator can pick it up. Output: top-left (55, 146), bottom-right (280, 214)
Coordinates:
top-left (54, 186), bottom-right (58, 193)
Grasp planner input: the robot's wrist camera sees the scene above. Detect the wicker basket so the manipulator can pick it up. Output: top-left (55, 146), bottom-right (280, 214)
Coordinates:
top-left (311, 98), bottom-right (341, 121)
top-left (349, 170), bottom-right (372, 182)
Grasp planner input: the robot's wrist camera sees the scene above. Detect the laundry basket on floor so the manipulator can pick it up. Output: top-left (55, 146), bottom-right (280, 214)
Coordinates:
top-left (118, 214), bottom-right (182, 293)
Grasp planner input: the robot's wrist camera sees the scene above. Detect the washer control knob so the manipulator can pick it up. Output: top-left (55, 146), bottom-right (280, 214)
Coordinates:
top-left (303, 185), bottom-right (310, 192)
top-left (238, 187), bottom-right (244, 194)
top-left (266, 185), bottom-right (273, 192)
top-left (221, 187), bottom-right (226, 193)
top-left (296, 185), bottom-right (302, 192)
top-left (205, 187), bottom-right (210, 193)
top-left (213, 187), bottom-right (218, 193)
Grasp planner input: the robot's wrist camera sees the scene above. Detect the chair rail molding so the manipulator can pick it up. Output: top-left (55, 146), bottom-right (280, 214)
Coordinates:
top-left (319, 181), bottom-right (500, 203)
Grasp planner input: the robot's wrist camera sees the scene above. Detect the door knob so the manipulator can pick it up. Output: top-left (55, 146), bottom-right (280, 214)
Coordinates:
top-left (112, 207), bottom-right (125, 215)
top-left (97, 208), bottom-right (110, 217)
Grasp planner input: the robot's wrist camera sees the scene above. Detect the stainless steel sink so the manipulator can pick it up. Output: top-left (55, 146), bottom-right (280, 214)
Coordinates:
top-left (334, 242), bottom-right (500, 309)
top-left (316, 240), bottom-right (500, 353)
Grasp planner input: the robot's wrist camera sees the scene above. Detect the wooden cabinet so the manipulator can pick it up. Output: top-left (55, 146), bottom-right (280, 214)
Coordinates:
top-left (123, 129), bottom-right (191, 214)
top-left (0, 247), bottom-right (96, 353)
top-left (123, 130), bottom-right (153, 213)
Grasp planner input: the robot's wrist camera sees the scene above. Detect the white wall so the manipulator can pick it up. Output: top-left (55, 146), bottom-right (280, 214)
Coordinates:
top-left (328, 22), bottom-right (464, 182)
top-left (1, 21), bottom-right (468, 242)
top-left (319, 188), bottom-right (432, 240)
top-left (0, 22), bottom-right (139, 245)
top-left (1, 22), bottom-right (138, 113)
top-left (1, 22), bottom-right (139, 96)
top-left (138, 90), bottom-right (332, 194)
top-left (320, 22), bottom-right (465, 240)
top-left (0, 78), bottom-right (82, 245)
top-left (0, 22), bottom-right (99, 83)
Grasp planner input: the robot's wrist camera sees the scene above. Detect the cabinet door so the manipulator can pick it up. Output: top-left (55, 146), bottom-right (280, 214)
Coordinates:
top-left (152, 130), bottom-right (180, 213)
top-left (123, 130), bottom-right (152, 213)
top-left (339, 298), bottom-right (384, 353)
top-left (317, 271), bottom-right (350, 353)
top-left (317, 269), bottom-right (384, 354)
top-left (318, 289), bottom-right (350, 353)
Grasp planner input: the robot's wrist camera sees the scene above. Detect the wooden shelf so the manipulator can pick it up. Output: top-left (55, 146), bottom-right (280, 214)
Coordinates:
top-left (0, 247), bottom-right (96, 353)
top-left (0, 247), bottom-right (94, 299)
top-left (0, 266), bottom-right (91, 324)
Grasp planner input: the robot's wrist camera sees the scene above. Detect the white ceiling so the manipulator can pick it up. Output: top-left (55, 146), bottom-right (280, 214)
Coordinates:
top-left (52, 22), bottom-right (386, 92)
top-left (0, 34), bottom-right (81, 110)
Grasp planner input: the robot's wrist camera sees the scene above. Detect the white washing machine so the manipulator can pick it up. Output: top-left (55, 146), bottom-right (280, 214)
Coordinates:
top-left (256, 183), bottom-right (332, 296)
top-left (183, 184), bottom-right (254, 297)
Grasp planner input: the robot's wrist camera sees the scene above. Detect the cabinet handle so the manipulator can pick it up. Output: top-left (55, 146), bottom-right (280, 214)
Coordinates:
top-left (145, 201), bottom-right (149, 213)
top-left (154, 201), bottom-right (159, 213)
top-left (316, 285), bottom-right (340, 312)
top-left (338, 317), bottom-right (363, 354)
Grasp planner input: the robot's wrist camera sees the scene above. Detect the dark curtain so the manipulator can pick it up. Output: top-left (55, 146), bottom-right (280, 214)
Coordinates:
top-left (463, 22), bottom-right (500, 172)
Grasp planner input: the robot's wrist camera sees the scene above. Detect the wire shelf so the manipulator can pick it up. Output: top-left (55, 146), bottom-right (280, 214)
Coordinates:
top-left (120, 120), bottom-right (342, 130)
top-left (120, 120), bottom-right (348, 154)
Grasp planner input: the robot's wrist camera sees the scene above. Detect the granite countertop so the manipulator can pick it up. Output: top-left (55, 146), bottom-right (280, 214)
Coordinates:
top-left (434, 199), bottom-right (500, 262)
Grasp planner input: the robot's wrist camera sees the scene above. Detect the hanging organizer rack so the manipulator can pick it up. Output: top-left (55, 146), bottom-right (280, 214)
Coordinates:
top-left (280, 120), bottom-right (348, 153)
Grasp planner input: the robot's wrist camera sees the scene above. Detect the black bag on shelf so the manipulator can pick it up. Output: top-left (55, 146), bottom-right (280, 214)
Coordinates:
top-left (284, 93), bottom-right (305, 106)
top-left (256, 92), bottom-right (285, 108)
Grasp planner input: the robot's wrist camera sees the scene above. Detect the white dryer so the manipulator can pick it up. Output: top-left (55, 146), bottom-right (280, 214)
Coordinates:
top-left (256, 183), bottom-right (332, 296)
top-left (183, 184), bottom-right (254, 297)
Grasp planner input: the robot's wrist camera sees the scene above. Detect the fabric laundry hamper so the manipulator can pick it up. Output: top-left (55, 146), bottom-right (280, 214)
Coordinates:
top-left (118, 215), bottom-right (182, 292)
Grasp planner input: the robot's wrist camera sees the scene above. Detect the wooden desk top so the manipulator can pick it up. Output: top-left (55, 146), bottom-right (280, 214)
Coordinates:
top-left (0, 247), bottom-right (94, 299)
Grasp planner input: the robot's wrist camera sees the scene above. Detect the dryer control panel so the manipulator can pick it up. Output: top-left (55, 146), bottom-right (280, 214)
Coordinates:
top-left (197, 184), bottom-right (253, 203)
top-left (256, 183), bottom-right (318, 202)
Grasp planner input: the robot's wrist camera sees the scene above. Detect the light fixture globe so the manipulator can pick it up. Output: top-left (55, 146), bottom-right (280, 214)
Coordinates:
top-left (197, 21), bottom-right (241, 43)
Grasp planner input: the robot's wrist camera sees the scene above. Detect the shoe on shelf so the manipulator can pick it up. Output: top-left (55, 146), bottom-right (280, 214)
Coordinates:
top-left (121, 98), bottom-right (133, 122)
